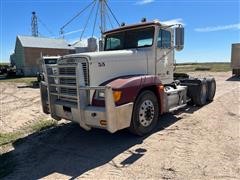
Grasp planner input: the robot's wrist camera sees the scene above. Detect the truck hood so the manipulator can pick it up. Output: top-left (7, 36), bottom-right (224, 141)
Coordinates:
top-left (64, 50), bottom-right (138, 62)
top-left (64, 49), bottom-right (153, 87)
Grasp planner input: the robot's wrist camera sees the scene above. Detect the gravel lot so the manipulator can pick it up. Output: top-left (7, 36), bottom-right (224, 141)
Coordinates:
top-left (0, 71), bottom-right (239, 179)
top-left (0, 83), bottom-right (48, 133)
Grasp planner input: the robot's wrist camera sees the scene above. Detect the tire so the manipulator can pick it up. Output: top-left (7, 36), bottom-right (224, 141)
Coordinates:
top-left (192, 79), bottom-right (207, 106)
top-left (129, 90), bottom-right (159, 136)
top-left (206, 77), bottom-right (216, 102)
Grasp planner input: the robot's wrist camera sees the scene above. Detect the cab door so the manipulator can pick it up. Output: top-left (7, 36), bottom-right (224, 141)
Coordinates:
top-left (156, 28), bottom-right (174, 84)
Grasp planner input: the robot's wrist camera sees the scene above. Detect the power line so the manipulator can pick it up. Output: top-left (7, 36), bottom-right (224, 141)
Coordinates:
top-left (80, 0), bottom-right (97, 40)
top-left (106, 9), bottom-right (114, 29)
top-left (58, 0), bottom-right (121, 41)
top-left (60, 0), bottom-right (96, 35)
top-left (38, 17), bottom-right (55, 37)
top-left (64, 28), bottom-right (83, 36)
top-left (104, 0), bottom-right (120, 27)
top-left (92, 2), bottom-right (100, 37)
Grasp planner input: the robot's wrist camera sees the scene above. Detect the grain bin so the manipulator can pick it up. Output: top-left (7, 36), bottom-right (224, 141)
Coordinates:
top-left (231, 43), bottom-right (240, 76)
top-left (87, 37), bottom-right (97, 52)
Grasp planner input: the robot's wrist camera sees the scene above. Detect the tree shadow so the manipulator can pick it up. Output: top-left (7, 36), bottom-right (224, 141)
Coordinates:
top-left (1, 106), bottom-right (200, 179)
top-left (17, 82), bottom-right (39, 89)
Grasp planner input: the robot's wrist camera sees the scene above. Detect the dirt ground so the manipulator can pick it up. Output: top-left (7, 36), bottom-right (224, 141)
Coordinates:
top-left (0, 83), bottom-right (49, 133)
top-left (0, 71), bottom-right (239, 179)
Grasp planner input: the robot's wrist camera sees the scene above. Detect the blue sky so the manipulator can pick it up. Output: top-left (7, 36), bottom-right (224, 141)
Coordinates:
top-left (0, 0), bottom-right (239, 63)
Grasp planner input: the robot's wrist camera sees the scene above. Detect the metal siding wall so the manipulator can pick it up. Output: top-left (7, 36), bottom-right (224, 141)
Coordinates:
top-left (15, 39), bottom-right (25, 68)
top-left (23, 47), bottom-right (71, 76)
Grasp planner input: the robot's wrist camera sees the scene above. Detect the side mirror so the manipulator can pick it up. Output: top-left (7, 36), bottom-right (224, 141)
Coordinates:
top-left (99, 39), bottom-right (104, 51)
top-left (175, 25), bottom-right (184, 51)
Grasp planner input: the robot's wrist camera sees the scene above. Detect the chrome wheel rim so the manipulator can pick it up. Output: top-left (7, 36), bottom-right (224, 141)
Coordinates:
top-left (139, 100), bottom-right (155, 127)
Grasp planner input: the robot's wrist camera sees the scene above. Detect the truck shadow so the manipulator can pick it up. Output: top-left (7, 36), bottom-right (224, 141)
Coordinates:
top-left (2, 108), bottom-right (199, 179)
top-left (226, 76), bottom-right (240, 81)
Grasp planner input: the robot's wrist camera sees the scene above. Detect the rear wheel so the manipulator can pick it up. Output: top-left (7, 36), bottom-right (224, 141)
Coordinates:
top-left (192, 79), bottom-right (207, 106)
top-left (129, 91), bottom-right (159, 136)
top-left (206, 77), bottom-right (216, 102)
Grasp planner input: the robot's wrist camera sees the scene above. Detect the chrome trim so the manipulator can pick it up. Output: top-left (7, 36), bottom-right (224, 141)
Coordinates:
top-left (43, 57), bottom-right (134, 133)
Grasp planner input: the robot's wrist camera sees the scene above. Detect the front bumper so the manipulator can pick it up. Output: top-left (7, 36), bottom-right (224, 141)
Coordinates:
top-left (41, 82), bottom-right (133, 133)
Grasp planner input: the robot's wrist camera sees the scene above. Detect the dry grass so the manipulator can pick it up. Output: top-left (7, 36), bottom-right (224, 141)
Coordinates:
top-left (0, 119), bottom-right (57, 146)
top-left (0, 77), bottom-right (37, 85)
top-left (175, 62), bottom-right (231, 73)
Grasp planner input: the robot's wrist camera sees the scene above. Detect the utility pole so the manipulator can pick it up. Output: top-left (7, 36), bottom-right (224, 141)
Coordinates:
top-left (31, 11), bottom-right (39, 37)
top-left (100, 0), bottom-right (106, 37)
top-left (99, 0), bottom-right (106, 50)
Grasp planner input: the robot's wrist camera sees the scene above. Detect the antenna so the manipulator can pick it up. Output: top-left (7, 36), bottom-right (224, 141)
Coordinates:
top-left (31, 11), bottom-right (39, 37)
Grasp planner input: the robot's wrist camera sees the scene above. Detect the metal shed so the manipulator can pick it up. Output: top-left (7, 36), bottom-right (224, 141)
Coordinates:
top-left (12, 35), bottom-right (75, 76)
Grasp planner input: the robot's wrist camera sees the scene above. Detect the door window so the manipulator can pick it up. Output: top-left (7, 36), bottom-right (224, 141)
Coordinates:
top-left (157, 29), bottom-right (171, 48)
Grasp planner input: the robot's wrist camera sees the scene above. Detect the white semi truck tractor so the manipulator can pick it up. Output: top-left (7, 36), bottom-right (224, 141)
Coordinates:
top-left (40, 20), bottom-right (216, 135)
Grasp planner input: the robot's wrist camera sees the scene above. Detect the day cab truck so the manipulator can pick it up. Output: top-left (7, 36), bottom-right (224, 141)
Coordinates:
top-left (40, 20), bottom-right (216, 136)
top-left (37, 56), bottom-right (59, 82)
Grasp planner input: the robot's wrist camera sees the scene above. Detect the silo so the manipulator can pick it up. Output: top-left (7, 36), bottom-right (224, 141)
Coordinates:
top-left (87, 37), bottom-right (98, 52)
top-left (231, 43), bottom-right (240, 76)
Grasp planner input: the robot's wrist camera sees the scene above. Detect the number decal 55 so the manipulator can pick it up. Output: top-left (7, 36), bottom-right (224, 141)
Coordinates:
top-left (98, 62), bottom-right (105, 67)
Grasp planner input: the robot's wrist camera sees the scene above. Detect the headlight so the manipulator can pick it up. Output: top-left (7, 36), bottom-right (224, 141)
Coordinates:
top-left (95, 90), bottom-right (122, 102)
top-left (95, 90), bottom-right (105, 100)
top-left (99, 91), bottom-right (105, 98)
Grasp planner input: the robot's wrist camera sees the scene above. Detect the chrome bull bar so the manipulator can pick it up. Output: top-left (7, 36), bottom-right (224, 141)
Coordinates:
top-left (41, 64), bottom-right (133, 133)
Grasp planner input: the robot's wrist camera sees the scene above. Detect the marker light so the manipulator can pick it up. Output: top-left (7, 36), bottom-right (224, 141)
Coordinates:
top-left (100, 120), bottom-right (107, 126)
top-left (159, 85), bottom-right (164, 90)
top-left (113, 91), bottom-right (122, 102)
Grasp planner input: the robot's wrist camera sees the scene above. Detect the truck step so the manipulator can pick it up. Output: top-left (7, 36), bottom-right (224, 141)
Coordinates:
top-left (169, 103), bottom-right (187, 112)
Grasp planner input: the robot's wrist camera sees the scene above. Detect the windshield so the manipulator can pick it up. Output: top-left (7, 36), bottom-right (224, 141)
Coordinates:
top-left (104, 27), bottom-right (155, 51)
top-left (44, 59), bottom-right (57, 64)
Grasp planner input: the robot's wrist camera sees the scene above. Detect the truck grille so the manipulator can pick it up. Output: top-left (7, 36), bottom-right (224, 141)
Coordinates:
top-left (55, 59), bottom-right (89, 103)
top-left (58, 62), bottom-right (89, 86)
top-left (60, 78), bottom-right (77, 85)
top-left (59, 67), bottom-right (76, 75)
top-left (60, 87), bottom-right (77, 96)
top-left (81, 62), bottom-right (89, 86)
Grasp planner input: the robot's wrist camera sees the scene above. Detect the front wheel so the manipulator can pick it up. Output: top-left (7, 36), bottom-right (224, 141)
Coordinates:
top-left (129, 90), bottom-right (159, 136)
